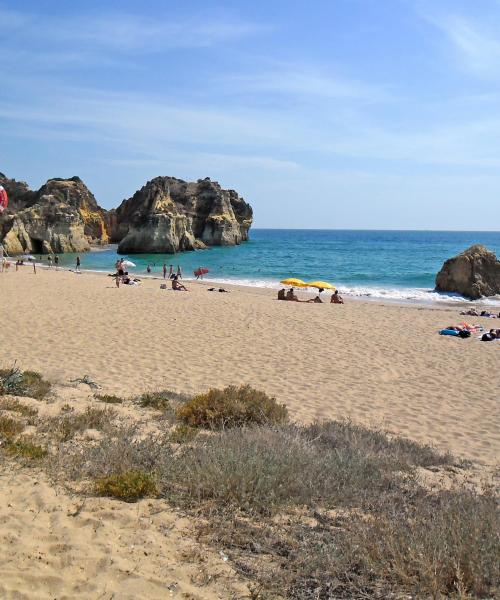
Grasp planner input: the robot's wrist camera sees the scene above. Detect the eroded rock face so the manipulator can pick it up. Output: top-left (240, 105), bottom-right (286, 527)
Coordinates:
top-left (0, 173), bottom-right (253, 255)
top-left (114, 176), bottom-right (253, 254)
top-left (435, 245), bottom-right (500, 299)
top-left (0, 175), bottom-right (107, 254)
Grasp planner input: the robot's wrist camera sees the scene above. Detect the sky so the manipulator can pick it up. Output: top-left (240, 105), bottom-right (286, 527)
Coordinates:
top-left (1, 0), bottom-right (500, 230)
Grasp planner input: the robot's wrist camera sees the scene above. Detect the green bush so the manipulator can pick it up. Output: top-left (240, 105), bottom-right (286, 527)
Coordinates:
top-left (177, 385), bottom-right (288, 429)
top-left (94, 470), bottom-right (157, 502)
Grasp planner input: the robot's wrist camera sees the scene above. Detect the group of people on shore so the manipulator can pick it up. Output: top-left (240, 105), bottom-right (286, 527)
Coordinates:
top-left (278, 287), bottom-right (344, 304)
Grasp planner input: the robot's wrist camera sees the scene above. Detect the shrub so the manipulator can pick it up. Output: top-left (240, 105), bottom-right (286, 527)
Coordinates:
top-left (0, 366), bottom-right (51, 400)
top-left (301, 420), bottom-right (454, 469)
top-left (0, 416), bottom-right (24, 439)
top-left (177, 385), bottom-right (288, 429)
top-left (134, 390), bottom-right (183, 411)
top-left (94, 470), bottom-right (157, 502)
top-left (95, 394), bottom-right (124, 404)
top-left (166, 426), bottom-right (394, 514)
top-left (54, 426), bottom-right (171, 482)
top-left (0, 398), bottom-right (37, 418)
top-left (43, 406), bottom-right (117, 441)
top-left (4, 438), bottom-right (47, 460)
top-left (169, 423), bottom-right (198, 444)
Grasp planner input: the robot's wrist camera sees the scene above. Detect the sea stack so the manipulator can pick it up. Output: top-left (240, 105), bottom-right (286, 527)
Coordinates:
top-left (435, 244), bottom-right (500, 299)
top-left (112, 176), bottom-right (253, 254)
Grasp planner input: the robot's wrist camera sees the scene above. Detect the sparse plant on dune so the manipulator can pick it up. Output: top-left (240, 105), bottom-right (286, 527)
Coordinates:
top-left (0, 364), bottom-right (51, 400)
top-left (177, 385), bottom-right (288, 429)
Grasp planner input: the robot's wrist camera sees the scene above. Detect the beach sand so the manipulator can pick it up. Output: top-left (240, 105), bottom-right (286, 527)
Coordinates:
top-left (1, 267), bottom-right (499, 598)
top-left (1, 267), bottom-right (498, 465)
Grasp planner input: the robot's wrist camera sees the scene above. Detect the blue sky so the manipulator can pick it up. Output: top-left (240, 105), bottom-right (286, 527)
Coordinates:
top-left (1, 0), bottom-right (500, 229)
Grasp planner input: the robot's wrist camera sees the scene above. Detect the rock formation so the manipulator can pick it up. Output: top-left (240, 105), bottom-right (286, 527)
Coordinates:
top-left (0, 173), bottom-right (252, 255)
top-left (0, 175), bottom-right (108, 255)
top-left (113, 176), bottom-right (252, 254)
top-left (435, 245), bottom-right (500, 299)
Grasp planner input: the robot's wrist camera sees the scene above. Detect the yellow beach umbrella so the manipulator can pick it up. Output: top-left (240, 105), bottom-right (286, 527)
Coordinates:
top-left (306, 281), bottom-right (336, 290)
top-left (280, 278), bottom-right (308, 287)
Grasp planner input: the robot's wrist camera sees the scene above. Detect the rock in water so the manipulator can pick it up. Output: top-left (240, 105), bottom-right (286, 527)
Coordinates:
top-left (435, 245), bottom-right (500, 299)
top-left (114, 177), bottom-right (253, 254)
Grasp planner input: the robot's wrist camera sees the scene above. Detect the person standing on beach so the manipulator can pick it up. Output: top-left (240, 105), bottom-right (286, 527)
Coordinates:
top-left (147, 264), bottom-right (152, 274)
top-left (54, 255), bottom-right (59, 270)
top-left (169, 265), bottom-right (174, 279)
top-left (177, 265), bottom-right (182, 278)
top-left (48, 255), bottom-right (53, 269)
top-left (76, 256), bottom-right (81, 272)
top-left (163, 263), bottom-right (167, 279)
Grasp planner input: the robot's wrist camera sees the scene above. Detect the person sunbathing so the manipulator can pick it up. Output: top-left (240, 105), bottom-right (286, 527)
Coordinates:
top-left (172, 276), bottom-right (188, 291)
top-left (286, 288), bottom-right (299, 301)
top-left (460, 308), bottom-right (479, 316)
top-left (277, 288), bottom-right (286, 301)
top-left (331, 290), bottom-right (344, 304)
top-left (307, 295), bottom-right (323, 303)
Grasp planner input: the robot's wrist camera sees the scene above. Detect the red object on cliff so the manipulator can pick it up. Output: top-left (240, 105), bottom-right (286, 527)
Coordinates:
top-left (0, 185), bottom-right (8, 213)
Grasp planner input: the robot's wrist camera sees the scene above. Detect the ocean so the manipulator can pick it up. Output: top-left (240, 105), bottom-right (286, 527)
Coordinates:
top-left (52, 229), bottom-right (500, 305)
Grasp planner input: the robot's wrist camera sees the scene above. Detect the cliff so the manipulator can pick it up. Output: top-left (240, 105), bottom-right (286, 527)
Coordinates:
top-left (114, 176), bottom-right (253, 254)
top-left (0, 173), bottom-right (252, 255)
top-left (435, 245), bottom-right (500, 299)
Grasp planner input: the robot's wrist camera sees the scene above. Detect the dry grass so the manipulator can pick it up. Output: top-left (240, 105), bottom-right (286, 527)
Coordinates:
top-left (177, 385), bottom-right (288, 429)
top-left (0, 366), bottom-right (51, 400)
top-left (4, 437), bottom-right (47, 460)
top-left (134, 389), bottom-right (186, 411)
top-left (94, 393), bottom-right (124, 404)
top-left (42, 406), bottom-right (117, 441)
top-left (169, 424), bottom-right (198, 444)
top-left (0, 416), bottom-right (24, 439)
top-left (0, 398), bottom-right (38, 418)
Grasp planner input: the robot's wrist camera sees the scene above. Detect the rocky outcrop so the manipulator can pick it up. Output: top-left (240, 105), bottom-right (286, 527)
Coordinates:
top-left (114, 177), bottom-right (253, 254)
top-left (435, 245), bottom-right (500, 299)
top-left (0, 172), bottom-right (253, 255)
top-left (0, 175), bottom-right (108, 254)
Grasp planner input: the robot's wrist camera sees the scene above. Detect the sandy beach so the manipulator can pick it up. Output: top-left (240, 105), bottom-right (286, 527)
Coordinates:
top-left (0, 266), bottom-right (498, 465)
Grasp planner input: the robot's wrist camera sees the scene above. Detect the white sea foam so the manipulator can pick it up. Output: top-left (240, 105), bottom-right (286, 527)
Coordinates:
top-left (199, 277), bottom-right (500, 306)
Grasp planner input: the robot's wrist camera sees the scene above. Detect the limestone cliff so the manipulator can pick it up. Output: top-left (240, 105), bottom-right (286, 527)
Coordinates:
top-left (435, 245), bottom-right (500, 299)
top-left (0, 172), bottom-right (253, 255)
top-left (114, 176), bottom-right (253, 254)
top-left (0, 175), bottom-right (108, 255)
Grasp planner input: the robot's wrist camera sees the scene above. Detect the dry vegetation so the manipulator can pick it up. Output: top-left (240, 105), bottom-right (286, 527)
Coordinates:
top-left (0, 373), bottom-right (498, 599)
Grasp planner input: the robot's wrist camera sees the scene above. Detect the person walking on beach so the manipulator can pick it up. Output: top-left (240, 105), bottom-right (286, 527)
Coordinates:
top-left (176, 265), bottom-right (182, 278)
top-left (54, 255), bottom-right (59, 270)
top-left (163, 263), bottom-right (167, 279)
top-left (147, 264), bottom-right (152, 274)
top-left (48, 255), bottom-right (53, 269)
top-left (169, 264), bottom-right (174, 279)
top-left (76, 256), bottom-right (81, 272)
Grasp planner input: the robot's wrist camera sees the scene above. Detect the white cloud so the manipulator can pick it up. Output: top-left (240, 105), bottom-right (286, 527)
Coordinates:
top-left (424, 10), bottom-right (500, 77)
top-left (0, 6), bottom-right (269, 53)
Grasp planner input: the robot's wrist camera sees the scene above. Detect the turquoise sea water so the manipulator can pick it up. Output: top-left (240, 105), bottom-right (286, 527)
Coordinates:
top-left (52, 229), bottom-right (500, 305)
